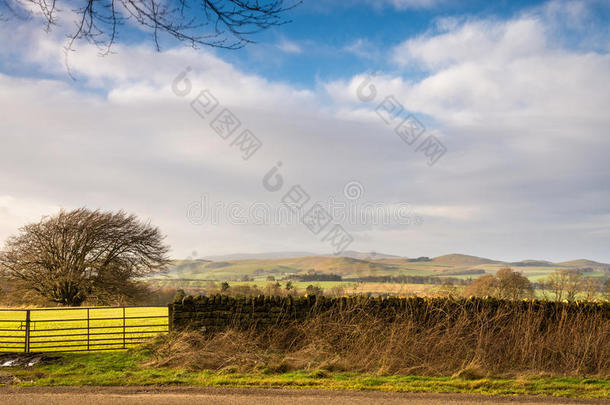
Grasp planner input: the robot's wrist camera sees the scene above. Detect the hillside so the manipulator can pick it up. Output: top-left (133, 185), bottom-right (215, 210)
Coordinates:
top-left (431, 254), bottom-right (501, 267)
top-left (160, 252), bottom-right (609, 283)
top-left (556, 259), bottom-right (610, 269)
top-left (339, 251), bottom-right (401, 260)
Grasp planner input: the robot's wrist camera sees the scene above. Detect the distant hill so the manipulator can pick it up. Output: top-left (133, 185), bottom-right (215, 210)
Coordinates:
top-left (202, 250), bottom-right (401, 261)
top-left (164, 255), bottom-right (398, 280)
top-left (556, 259), bottom-right (610, 269)
top-left (166, 259), bottom-right (212, 278)
top-left (161, 253), bottom-right (609, 282)
top-left (338, 251), bottom-right (401, 260)
top-left (204, 261), bottom-right (232, 269)
top-left (431, 254), bottom-right (501, 266)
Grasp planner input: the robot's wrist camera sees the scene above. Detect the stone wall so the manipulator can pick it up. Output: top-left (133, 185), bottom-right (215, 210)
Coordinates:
top-left (168, 294), bottom-right (610, 333)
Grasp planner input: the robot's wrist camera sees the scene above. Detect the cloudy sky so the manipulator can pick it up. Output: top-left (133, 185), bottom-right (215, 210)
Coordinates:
top-left (0, 0), bottom-right (609, 262)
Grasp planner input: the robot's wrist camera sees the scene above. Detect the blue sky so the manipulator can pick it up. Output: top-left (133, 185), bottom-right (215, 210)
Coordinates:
top-left (214, 0), bottom-right (609, 87)
top-left (220, 0), bottom-right (552, 86)
top-left (0, 0), bottom-right (609, 262)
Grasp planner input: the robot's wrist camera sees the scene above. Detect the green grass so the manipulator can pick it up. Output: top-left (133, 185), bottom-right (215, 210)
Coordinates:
top-left (2, 351), bottom-right (608, 398)
top-left (0, 307), bottom-right (168, 353)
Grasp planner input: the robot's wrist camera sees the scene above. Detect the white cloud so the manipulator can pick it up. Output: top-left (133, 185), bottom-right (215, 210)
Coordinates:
top-left (276, 39), bottom-right (303, 54)
top-left (368, 0), bottom-right (445, 10)
top-left (392, 18), bottom-right (547, 70)
top-left (414, 205), bottom-right (483, 221)
top-left (391, 0), bottom-right (444, 9)
top-left (343, 39), bottom-right (379, 60)
top-left (0, 196), bottom-right (61, 246)
top-left (341, 10), bottom-right (610, 130)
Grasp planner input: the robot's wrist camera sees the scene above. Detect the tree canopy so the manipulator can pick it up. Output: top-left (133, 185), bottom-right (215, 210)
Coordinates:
top-left (465, 267), bottom-right (533, 300)
top-left (0, 208), bottom-right (170, 306)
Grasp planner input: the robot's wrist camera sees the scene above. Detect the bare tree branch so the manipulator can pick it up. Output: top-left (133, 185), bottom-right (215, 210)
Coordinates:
top-left (2, 0), bottom-right (300, 52)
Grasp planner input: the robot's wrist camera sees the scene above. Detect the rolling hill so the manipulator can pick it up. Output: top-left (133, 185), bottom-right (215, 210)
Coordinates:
top-left (160, 251), bottom-right (609, 282)
top-left (556, 259), bottom-right (610, 270)
top-left (431, 254), bottom-right (501, 266)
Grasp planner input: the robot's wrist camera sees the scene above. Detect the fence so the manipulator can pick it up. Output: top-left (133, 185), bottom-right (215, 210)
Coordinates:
top-left (0, 306), bottom-right (168, 353)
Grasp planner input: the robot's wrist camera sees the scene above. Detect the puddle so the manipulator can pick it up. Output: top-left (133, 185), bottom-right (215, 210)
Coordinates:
top-left (0, 354), bottom-right (58, 368)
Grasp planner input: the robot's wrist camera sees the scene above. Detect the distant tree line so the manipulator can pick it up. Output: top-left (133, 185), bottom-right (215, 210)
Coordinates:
top-left (288, 271), bottom-right (343, 282)
top-left (537, 269), bottom-right (607, 302)
top-left (439, 269), bottom-right (486, 276)
top-left (465, 267), bottom-right (609, 302)
top-left (351, 275), bottom-right (473, 286)
top-left (406, 257), bottom-right (431, 262)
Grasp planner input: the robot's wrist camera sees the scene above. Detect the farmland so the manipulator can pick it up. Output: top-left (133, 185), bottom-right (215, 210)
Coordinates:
top-left (0, 307), bottom-right (168, 353)
top-left (160, 253), bottom-right (609, 282)
top-left (148, 253), bottom-right (609, 298)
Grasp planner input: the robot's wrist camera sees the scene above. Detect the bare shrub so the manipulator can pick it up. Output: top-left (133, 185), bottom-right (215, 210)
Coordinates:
top-left (147, 299), bottom-right (609, 378)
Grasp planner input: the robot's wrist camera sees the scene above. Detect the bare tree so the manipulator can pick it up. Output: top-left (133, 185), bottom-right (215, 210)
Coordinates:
top-left (0, 208), bottom-right (170, 306)
top-left (464, 274), bottom-right (496, 298)
top-left (0, 0), bottom-right (299, 52)
top-left (542, 270), bottom-right (568, 301)
top-left (564, 270), bottom-right (585, 302)
top-left (464, 268), bottom-right (533, 300)
top-left (542, 269), bottom-right (584, 302)
top-left (582, 277), bottom-right (601, 301)
top-left (494, 267), bottom-right (533, 300)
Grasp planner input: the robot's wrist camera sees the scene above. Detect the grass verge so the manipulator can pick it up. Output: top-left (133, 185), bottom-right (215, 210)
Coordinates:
top-left (1, 351), bottom-right (608, 399)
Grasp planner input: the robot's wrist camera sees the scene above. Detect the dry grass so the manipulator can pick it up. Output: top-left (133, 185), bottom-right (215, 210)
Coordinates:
top-left (146, 300), bottom-right (609, 378)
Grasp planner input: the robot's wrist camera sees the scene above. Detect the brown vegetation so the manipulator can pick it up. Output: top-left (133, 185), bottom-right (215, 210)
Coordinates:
top-left (149, 298), bottom-right (609, 378)
top-left (542, 269), bottom-right (604, 302)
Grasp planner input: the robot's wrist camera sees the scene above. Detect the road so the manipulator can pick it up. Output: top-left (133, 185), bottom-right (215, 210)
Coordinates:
top-left (0, 386), bottom-right (606, 404)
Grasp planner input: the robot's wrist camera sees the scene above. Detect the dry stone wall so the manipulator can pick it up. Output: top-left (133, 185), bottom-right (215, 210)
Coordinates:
top-left (168, 294), bottom-right (610, 333)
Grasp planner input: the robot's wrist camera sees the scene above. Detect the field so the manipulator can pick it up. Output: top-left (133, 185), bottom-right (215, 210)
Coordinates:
top-left (149, 253), bottom-right (609, 299)
top-left (0, 307), bottom-right (168, 353)
top-left (147, 279), bottom-right (447, 298)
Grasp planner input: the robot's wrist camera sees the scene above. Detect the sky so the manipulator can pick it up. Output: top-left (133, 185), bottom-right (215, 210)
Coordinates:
top-left (0, 0), bottom-right (609, 262)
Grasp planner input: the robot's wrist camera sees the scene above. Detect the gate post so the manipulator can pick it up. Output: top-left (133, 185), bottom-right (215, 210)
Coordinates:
top-left (24, 310), bottom-right (31, 353)
top-left (87, 308), bottom-right (90, 351)
top-left (167, 304), bottom-right (173, 332)
top-left (122, 307), bottom-right (126, 349)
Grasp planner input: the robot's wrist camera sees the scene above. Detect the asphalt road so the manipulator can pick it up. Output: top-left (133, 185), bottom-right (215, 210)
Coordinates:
top-left (0, 387), bottom-right (606, 405)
